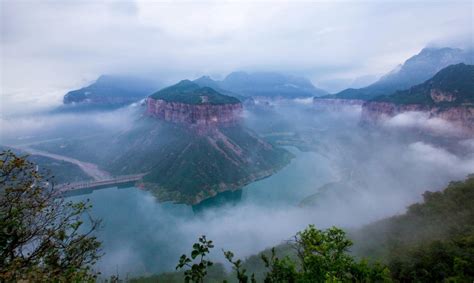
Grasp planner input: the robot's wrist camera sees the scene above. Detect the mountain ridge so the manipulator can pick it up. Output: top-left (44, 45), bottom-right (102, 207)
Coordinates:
top-left (193, 71), bottom-right (327, 98)
top-left (62, 75), bottom-right (160, 109)
top-left (361, 63), bottom-right (474, 136)
top-left (321, 47), bottom-right (473, 101)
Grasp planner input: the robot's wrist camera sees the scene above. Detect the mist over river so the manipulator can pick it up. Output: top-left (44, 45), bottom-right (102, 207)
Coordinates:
top-left (4, 101), bottom-right (473, 278)
top-left (68, 147), bottom-right (334, 277)
top-left (68, 128), bottom-right (474, 278)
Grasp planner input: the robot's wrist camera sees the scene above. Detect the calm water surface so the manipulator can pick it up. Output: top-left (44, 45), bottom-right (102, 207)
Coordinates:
top-left (68, 148), bottom-right (334, 277)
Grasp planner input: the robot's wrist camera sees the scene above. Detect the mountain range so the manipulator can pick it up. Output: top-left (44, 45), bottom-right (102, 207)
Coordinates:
top-left (194, 71), bottom-right (327, 98)
top-left (61, 47), bottom-right (472, 110)
top-left (60, 71), bottom-right (326, 112)
top-left (370, 63), bottom-right (474, 106)
top-left (61, 75), bottom-right (160, 110)
top-left (325, 47), bottom-right (473, 100)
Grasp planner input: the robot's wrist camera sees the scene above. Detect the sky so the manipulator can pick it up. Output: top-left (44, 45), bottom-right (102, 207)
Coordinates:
top-left (1, 0), bottom-right (473, 113)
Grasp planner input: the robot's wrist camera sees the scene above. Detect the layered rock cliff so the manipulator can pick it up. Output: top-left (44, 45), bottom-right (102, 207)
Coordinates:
top-left (146, 80), bottom-right (243, 130)
top-left (360, 64), bottom-right (474, 136)
top-left (146, 98), bottom-right (243, 126)
top-left (361, 101), bottom-right (474, 135)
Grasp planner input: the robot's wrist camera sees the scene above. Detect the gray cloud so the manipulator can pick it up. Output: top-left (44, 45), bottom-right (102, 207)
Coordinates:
top-left (1, 0), bottom-right (472, 108)
top-left (382, 111), bottom-right (465, 137)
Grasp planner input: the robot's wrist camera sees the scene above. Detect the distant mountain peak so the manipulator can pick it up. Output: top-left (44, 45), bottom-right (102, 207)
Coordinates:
top-left (193, 76), bottom-right (220, 88)
top-left (371, 63), bottom-right (474, 105)
top-left (329, 46), bottom-right (473, 100)
top-left (193, 71), bottom-right (327, 98)
top-left (174, 79), bottom-right (196, 87)
top-left (62, 74), bottom-right (160, 110)
top-left (418, 46), bottom-right (462, 55)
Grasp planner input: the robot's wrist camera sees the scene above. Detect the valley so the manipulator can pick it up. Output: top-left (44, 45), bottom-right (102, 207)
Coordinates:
top-left (2, 42), bottom-right (473, 281)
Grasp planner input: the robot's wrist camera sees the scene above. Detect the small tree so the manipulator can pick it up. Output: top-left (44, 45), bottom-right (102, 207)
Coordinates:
top-left (261, 248), bottom-right (297, 283)
top-left (223, 249), bottom-right (256, 283)
top-left (294, 225), bottom-right (354, 281)
top-left (262, 225), bottom-right (392, 282)
top-left (176, 235), bottom-right (214, 283)
top-left (0, 150), bottom-right (102, 281)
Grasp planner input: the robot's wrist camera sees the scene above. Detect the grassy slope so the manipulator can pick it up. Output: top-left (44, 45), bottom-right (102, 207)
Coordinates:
top-left (107, 119), bottom-right (293, 204)
top-left (150, 80), bottom-right (240, 105)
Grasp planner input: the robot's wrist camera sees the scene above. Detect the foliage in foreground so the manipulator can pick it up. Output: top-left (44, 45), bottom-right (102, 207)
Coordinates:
top-left (174, 226), bottom-right (390, 283)
top-left (0, 150), bottom-right (102, 282)
top-left (134, 175), bottom-right (474, 283)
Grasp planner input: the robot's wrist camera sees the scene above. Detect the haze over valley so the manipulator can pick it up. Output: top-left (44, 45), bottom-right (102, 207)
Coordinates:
top-left (1, 1), bottom-right (473, 282)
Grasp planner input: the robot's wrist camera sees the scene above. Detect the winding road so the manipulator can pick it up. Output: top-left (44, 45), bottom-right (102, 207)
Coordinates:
top-left (12, 146), bottom-right (112, 181)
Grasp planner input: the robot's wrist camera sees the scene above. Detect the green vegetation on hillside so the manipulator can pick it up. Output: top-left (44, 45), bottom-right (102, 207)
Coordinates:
top-left (351, 174), bottom-right (474, 282)
top-left (150, 80), bottom-right (241, 105)
top-left (125, 121), bottom-right (293, 204)
top-left (371, 63), bottom-right (474, 106)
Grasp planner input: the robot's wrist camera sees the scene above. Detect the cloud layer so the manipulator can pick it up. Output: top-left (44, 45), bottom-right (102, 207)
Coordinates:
top-left (1, 0), bottom-right (473, 111)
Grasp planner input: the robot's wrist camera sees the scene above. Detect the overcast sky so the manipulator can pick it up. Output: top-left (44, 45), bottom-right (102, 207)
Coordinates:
top-left (1, 0), bottom-right (473, 112)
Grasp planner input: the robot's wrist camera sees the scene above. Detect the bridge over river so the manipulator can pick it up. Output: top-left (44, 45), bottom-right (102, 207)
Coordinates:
top-left (6, 145), bottom-right (147, 194)
top-left (56, 173), bottom-right (147, 193)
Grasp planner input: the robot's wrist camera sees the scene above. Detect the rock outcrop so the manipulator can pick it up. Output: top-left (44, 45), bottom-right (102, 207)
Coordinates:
top-left (360, 64), bottom-right (474, 137)
top-left (146, 98), bottom-right (243, 127)
top-left (113, 80), bottom-right (293, 204)
top-left (361, 101), bottom-right (474, 135)
top-left (145, 80), bottom-right (243, 132)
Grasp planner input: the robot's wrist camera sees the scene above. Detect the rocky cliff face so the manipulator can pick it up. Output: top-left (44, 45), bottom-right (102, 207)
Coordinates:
top-left (361, 101), bottom-right (474, 136)
top-left (430, 89), bottom-right (456, 103)
top-left (360, 64), bottom-right (474, 137)
top-left (146, 97), bottom-right (243, 128)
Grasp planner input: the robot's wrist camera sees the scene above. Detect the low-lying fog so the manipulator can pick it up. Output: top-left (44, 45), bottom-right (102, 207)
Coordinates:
top-left (1, 101), bottom-right (473, 277)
